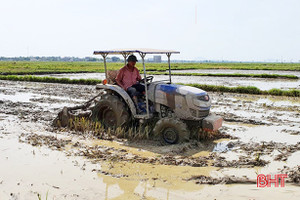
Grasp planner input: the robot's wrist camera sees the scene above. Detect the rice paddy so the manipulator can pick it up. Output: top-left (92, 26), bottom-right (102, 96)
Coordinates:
top-left (1, 75), bottom-right (299, 97)
top-left (1, 61), bottom-right (300, 75)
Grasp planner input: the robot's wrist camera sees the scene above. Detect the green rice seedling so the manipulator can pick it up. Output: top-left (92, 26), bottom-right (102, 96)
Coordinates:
top-left (255, 152), bottom-right (261, 162)
top-left (74, 117), bottom-right (79, 131)
top-left (56, 120), bottom-right (61, 128)
top-left (290, 89), bottom-right (300, 97)
top-left (37, 191), bottom-right (48, 200)
top-left (148, 72), bottom-right (298, 79)
top-left (137, 126), bottom-right (143, 139)
top-left (81, 117), bottom-right (87, 133)
top-left (127, 127), bottom-right (134, 139)
top-left (0, 75), bottom-right (102, 85)
top-left (68, 118), bottom-right (73, 129)
top-left (107, 128), bottom-right (111, 138)
top-left (86, 119), bottom-right (91, 133)
top-left (234, 86), bottom-right (261, 94)
top-left (94, 121), bottom-right (104, 137)
top-left (144, 125), bottom-right (150, 139)
top-left (268, 88), bottom-right (283, 96)
top-left (115, 127), bottom-right (126, 138)
top-left (199, 129), bottom-right (208, 141)
top-left (93, 122), bottom-right (99, 134)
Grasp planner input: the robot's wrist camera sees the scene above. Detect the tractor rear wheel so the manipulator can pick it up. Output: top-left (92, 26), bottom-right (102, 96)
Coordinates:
top-left (153, 118), bottom-right (190, 144)
top-left (91, 94), bottom-right (130, 129)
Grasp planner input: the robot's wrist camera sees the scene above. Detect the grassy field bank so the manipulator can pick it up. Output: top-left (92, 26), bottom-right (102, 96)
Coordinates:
top-left (1, 61), bottom-right (300, 75)
top-left (1, 75), bottom-right (299, 97)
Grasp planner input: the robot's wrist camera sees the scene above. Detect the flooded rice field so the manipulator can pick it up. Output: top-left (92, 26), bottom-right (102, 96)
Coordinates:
top-left (173, 69), bottom-right (300, 78)
top-left (0, 80), bottom-right (300, 199)
top-left (38, 72), bottom-right (300, 90)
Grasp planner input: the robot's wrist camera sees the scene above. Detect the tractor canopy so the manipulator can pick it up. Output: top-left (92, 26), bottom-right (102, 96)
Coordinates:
top-left (93, 48), bottom-right (180, 55)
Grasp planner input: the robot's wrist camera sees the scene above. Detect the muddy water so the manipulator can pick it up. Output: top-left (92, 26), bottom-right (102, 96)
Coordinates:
top-left (38, 73), bottom-right (300, 90)
top-left (211, 93), bottom-right (300, 143)
top-left (1, 80), bottom-right (300, 199)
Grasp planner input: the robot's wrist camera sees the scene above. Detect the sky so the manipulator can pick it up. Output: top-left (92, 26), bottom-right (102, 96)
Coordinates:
top-left (1, 0), bottom-right (300, 61)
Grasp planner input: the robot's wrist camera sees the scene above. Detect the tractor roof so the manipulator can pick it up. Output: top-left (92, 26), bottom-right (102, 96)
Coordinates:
top-left (93, 48), bottom-right (180, 55)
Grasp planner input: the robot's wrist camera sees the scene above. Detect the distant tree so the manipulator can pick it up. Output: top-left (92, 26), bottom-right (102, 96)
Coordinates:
top-left (111, 56), bottom-right (120, 62)
top-left (85, 57), bottom-right (97, 62)
top-left (0, 56), bottom-right (102, 62)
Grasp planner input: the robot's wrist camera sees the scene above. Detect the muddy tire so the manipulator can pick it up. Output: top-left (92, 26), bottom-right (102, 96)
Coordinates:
top-left (91, 94), bottom-right (130, 129)
top-left (153, 118), bottom-right (190, 144)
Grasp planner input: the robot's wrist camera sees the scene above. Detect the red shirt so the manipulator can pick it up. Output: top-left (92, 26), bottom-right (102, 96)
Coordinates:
top-left (116, 65), bottom-right (141, 90)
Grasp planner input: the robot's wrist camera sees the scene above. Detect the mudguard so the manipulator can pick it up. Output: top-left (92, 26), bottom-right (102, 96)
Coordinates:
top-left (96, 84), bottom-right (137, 115)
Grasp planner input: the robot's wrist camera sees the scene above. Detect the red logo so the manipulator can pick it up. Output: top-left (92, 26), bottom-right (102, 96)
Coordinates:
top-left (257, 174), bottom-right (288, 187)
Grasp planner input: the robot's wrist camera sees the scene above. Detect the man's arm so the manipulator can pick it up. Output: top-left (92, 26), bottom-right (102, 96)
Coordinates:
top-left (136, 68), bottom-right (142, 81)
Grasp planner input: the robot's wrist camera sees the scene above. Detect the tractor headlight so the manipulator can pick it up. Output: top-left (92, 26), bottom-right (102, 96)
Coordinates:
top-left (197, 95), bottom-right (210, 101)
top-left (192, 94), bottom-right (211, 107)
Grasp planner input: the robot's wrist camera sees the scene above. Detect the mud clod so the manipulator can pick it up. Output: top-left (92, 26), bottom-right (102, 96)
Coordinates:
top-left (281, 166), bottom-right (300, 185)
top-left (186, 175), bottom-right (256, 185)
top-left (212, 155), bottom-right (269, 168)
top-left (71, 144), bottom-right (209, 167)
top-left (19, 133), bottom-right (71, 150)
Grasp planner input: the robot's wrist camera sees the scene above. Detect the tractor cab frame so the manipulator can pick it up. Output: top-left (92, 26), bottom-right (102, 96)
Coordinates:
top-left (93, 48), bottom-right (179, 120)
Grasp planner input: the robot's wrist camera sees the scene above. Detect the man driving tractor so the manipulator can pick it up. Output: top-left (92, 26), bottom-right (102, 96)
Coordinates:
top-left (115, 54), bottom-right (145, 113)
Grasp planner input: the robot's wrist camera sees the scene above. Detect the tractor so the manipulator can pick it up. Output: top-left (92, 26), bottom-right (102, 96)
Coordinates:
top-left (90, 48), bottom-right (223, 144)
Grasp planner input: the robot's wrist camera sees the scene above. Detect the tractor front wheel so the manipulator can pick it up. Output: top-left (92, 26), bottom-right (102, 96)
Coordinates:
top-left (153, 118), bottom-right (190, 144)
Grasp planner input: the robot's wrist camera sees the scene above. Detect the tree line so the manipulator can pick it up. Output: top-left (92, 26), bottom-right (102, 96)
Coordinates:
top-left (0, 56), bottom-right (123, 62)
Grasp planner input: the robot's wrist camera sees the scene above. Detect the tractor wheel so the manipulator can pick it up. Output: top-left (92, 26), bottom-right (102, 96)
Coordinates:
top-left (91, 94), bottom-right (130, 129)
top-left (153, 118), bottom-right (190, 144)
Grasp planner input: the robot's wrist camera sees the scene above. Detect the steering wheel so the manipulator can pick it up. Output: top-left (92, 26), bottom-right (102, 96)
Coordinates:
top-left (140, 76), bottom-right (154, 83)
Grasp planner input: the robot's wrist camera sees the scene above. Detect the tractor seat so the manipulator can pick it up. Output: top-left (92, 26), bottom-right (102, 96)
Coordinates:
top-left (107, 70), bottom-right (119, 84)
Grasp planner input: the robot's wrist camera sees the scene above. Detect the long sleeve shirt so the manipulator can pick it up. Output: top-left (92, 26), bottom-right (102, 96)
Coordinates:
top-left (115, 65), bottom-right (142, 90)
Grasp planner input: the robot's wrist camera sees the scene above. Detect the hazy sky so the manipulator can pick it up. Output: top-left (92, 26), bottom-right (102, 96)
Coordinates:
top-left (1, 0), bottom-right (300, 61)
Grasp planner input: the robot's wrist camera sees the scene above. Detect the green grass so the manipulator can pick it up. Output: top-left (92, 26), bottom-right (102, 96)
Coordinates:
top-left (1, 75), bottom-right (299, 97)
top-left (185, 83), bottom-right (300, 97)
top-left (149, 62), bottom-right (300, 72)
top-left (1, 61), bottom-right (300, 75)
top-left (0, 61), bottom-right (110, 74)
top-left (0, 75), bottom-right (102, 85)
top-left (148, 72), bottom-right (298, 79)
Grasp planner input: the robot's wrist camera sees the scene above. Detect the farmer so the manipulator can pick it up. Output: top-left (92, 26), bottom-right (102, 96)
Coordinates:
top-left (116, 54), bottom-right (145, 112)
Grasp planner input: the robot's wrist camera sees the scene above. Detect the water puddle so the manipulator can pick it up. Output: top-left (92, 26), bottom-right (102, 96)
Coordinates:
top-left (213, 141), bottom-right (233, 153)
top-left (0, 92), bottom-right (39, 102)
top-left (0, 91), bottom-right (84, 109)
top-left (225, 122), bottom-right (300, 144)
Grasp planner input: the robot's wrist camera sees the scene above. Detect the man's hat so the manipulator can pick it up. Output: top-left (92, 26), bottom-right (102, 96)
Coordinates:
top-left (127, 54), bottom-right (138, 62)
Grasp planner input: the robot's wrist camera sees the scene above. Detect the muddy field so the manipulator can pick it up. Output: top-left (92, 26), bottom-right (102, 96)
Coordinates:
top-left (1, 79), bottom-right (300, 200)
